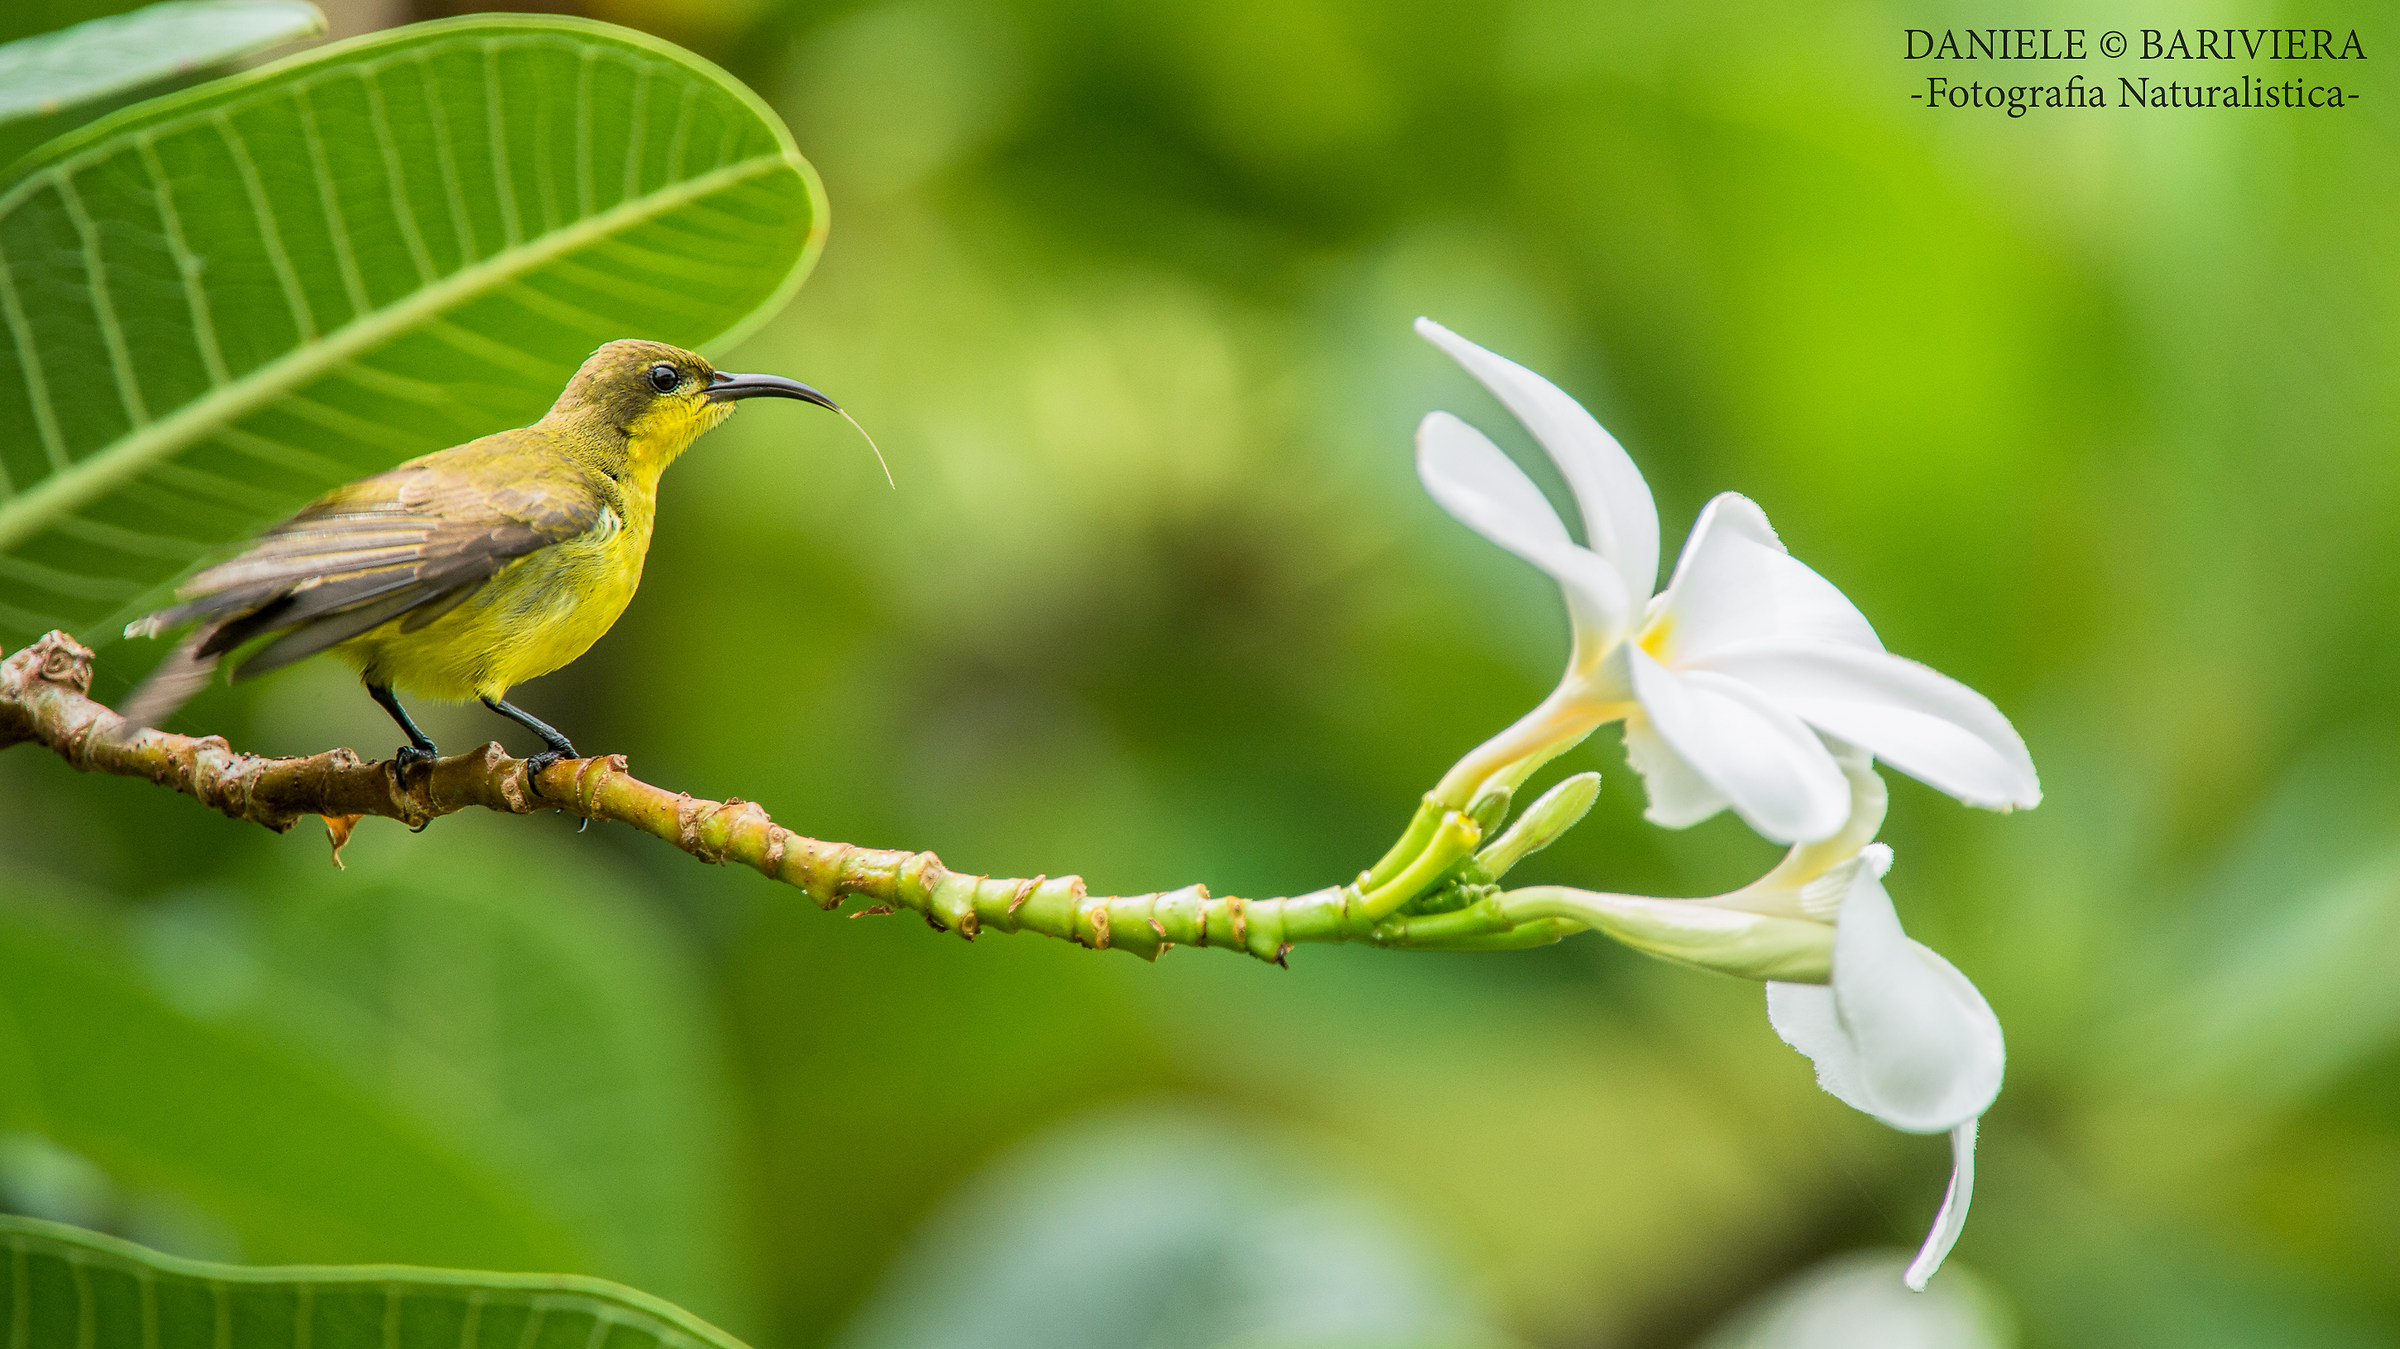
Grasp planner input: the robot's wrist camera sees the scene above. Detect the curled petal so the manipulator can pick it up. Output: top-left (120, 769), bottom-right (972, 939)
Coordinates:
top-left (1720, 748), bottom-right (1891, 920)
top-left (1646, 494), bottom-right (1881, 662)
top-left (1905, 1121), bottom-right (1979, 1292)
top-left (1764, 850), bottom-right (2004, 1133)
top-left (1629, 648), bottom-right (1850, 844)
top-left (1504, 886), bottom-right (1833, 982)
top-left (1699, 640), bottom-right (2041, 812)
top-left (1415, 318), bottom-right (1660, 612)
top-left (1418, 412), bottom-right (1630, 646)
top-left (1622, 710), bottom-right (1732, 829)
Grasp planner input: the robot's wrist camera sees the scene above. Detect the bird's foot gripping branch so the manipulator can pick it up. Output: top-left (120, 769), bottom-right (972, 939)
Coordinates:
top-left (3, 320), bottom-right (2043, 1291)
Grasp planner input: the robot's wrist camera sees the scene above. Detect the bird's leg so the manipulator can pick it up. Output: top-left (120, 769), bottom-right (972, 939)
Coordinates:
top-left (368, 683), bottom-right (440, 772)
top-left (481, 696), bottom-right (577, 795)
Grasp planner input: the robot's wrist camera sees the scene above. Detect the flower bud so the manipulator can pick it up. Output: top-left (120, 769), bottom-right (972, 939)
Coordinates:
top-left (1502, 885), bottom-right (1833, 983)
top-left (1467, 783), bottom-right (1513, 836)
top-left (1473, 773), bottom-right (1600, 881)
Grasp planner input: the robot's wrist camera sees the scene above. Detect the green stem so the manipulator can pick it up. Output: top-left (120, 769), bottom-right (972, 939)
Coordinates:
top-left (1355, 810), bottom-right (1480, 921)
top-left (0, 630), bottom-right (1592, 967)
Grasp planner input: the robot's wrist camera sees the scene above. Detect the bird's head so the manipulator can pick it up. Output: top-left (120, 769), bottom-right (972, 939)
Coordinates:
top-left (548, 339), bottom-right (840, 478)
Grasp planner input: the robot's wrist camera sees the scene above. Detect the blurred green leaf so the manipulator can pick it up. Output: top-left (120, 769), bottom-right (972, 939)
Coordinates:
top-left (833, 1106), bottom-right (1507, 1349)
top-left (0, 1214), bottom-right (746, 1349)
top-left (0, 0), bottom-right (145, 47)
top-left (0, 13), bottom-right (823, 654)
top-left (0, 0), bottom-right (324, 130)
top-left (1974, 1144), bottom-right (2393, 1349)
top-left (1695, 1252), bottom-right (2013, 1349)
top-left (131, 814), bottom-right (751, 1327)
top-left (2066, 737), bottom-right (2400, 1211)
top-left (0, 886), bottom-right (582, 1271)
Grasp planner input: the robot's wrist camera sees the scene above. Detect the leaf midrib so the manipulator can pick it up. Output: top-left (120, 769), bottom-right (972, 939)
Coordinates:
top-left (0, 152), bottom-right (791, 557)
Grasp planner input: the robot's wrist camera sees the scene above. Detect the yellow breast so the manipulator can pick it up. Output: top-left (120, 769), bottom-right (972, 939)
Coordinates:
top-left (338, 499), bottom-right (655, 702)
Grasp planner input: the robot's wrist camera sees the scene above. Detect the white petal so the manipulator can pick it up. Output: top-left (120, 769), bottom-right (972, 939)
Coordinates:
top-left (1649, 494), bottom-right (1881, 662)
top-left (1761, 981), bottom-right (1858, 1103)
top-left (1415, 317), bottom-right (1660, 609)
top-left (1905, 1121), bottom-right (1979, 1292)
top-left (1415, 410), bottom-right (1572, 548)
top-left (1628, 647), bottom-right (1850, 844)
top-left (1766, 854), bottom-right (2004, 1132)
top-left (1418, 412), bottom-right (1631, 643)
top-left (1700, 640), bottom-right (2040, 812)
top-left (1622, 710), bottom-right (1732, 828)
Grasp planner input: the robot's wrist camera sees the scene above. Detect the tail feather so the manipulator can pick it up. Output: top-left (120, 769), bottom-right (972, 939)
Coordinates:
top-left (117, 628), bottom-right (222, 732)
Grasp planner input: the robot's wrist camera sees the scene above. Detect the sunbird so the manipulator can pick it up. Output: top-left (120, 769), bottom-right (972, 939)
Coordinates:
top-left (123, 340), bottom-right (845, 777)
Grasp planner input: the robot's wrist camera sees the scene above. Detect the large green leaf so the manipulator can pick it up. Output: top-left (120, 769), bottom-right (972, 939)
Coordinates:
top-left (0, 1215), bottom-right (747, 1349)
top-left (0, 889), bottom-right (583, 1274)
top-left (0, 1), bottom-right (324, 129)
top-left (134, 814), bottom-right (751, 1326)
top-left (0, 14), bottom-right (824, 654)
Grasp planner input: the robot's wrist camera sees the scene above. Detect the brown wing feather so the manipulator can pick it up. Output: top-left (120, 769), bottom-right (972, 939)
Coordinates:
top-left (117, 430), bottom-right (608, 728)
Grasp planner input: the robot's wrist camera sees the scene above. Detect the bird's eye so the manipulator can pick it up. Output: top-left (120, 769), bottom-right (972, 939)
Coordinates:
top-left (646, 363), bottom-right (681, 394)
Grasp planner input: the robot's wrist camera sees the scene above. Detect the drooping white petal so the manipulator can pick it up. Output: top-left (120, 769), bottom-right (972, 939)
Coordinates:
top-left (1622, 711), bottom-right (1733, 828)
top-left (1415, 318), bottom-right (1660, 611)
top-left (1904, 1121), bottom-right (1979, 1292)
top-left (1628, 647), bottom-right (1851, 844)
top-left (1699, 640), bottom-right (2041, 812)
top-left (1646, 494), bottom-right (1881, 663)
top-left (1764, 851), bottom-right (2004, 1133)
top-left (1418, 412), bottom-right (1631, 646)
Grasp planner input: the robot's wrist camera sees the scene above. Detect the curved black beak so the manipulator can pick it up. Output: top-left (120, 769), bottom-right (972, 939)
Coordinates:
top-left (706, 371), bottom-right (840, 410)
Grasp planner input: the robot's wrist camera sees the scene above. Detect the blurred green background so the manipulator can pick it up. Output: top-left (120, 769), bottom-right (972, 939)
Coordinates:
top-left (5, 0), bottom-right (2399, 1344)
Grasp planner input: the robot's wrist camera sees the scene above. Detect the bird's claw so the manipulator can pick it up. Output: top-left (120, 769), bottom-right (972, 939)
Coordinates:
top-left (522, 748), bottom-right (572, 798)
top-left (394, 744), bottom-right (438, 774)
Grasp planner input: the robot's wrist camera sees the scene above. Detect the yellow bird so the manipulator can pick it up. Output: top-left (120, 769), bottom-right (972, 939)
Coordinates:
top-left (123, 339), bottom-right (841, 776)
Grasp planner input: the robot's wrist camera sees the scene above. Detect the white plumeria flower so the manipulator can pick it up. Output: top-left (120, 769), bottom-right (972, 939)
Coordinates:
top-left (1503, 757), bottom-right (2002, 1290)
top-left (1413, 317), bottom-right (2040, 844)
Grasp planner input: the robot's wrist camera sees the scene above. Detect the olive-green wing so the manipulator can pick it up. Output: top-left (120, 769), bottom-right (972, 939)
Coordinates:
top-left (119, 438), bottom-right (605, 727)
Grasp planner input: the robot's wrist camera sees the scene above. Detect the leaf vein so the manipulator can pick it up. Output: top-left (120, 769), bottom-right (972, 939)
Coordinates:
top-left (54, 172), bottom-right (150, 428)
top-left (0, 235), bottom-right (66, 480)
top-left (574, 52), bottom-right (595, 219)
top-left (664, 85), bottom-right (697, 181)
top-left (135, 136), bottom-right (232, 388)
top-left (414, 52), bottom-right (482, 266)
top-left (296, 89), bottom-right (373, 320)
top-left (482, 43), bottom-right (523, 249)
top-left (362, 68), bottom-right (440, 287)
top-left (620, 62), bottom-right (651, 203)
top-left (214, 110), bottom-right (321, 342)
top-left (0, 553), bottom-right (148, 603)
